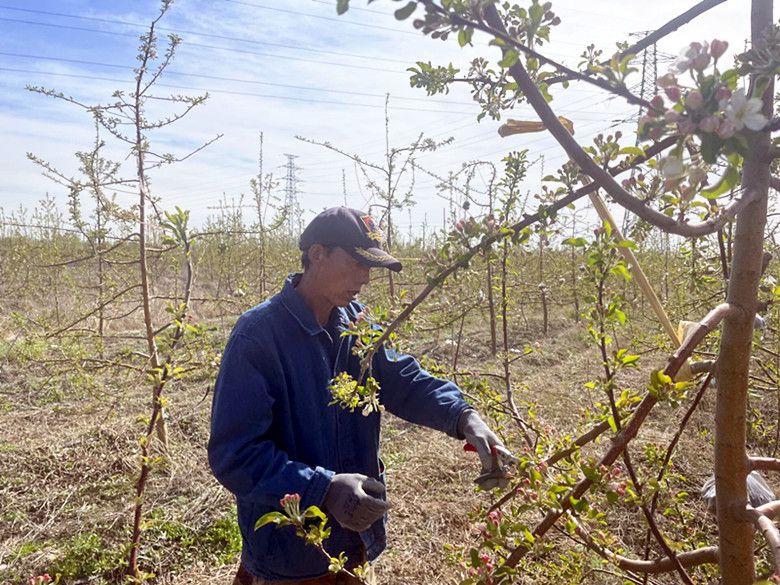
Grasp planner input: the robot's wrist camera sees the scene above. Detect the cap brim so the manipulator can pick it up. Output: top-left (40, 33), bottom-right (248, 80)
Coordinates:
top-left (350, 247), bottom-right (403, 272)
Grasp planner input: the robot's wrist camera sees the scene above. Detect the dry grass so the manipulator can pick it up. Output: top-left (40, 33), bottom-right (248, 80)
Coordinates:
top-left (1, 298), bottom-right (777, 584)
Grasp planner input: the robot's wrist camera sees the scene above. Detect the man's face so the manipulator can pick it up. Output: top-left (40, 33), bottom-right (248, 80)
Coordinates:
top-left (312, 246), bottom-right (371, 307)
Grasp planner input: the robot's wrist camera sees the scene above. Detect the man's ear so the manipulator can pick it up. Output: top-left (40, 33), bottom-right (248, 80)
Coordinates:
top-left (307, 243), bottom-right (327, 266)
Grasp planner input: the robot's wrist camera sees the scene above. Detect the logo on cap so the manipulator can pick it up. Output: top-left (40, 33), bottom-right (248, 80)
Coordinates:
top-left (360, 215), bottom-right (383, 243)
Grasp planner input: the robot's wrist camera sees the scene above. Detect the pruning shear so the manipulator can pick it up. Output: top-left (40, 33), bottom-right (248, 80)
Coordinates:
top-left (464, 443), bottom-right (519, 489)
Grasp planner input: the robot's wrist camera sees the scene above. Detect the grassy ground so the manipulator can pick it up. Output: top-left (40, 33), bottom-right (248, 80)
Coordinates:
top-left (0, 300), bottom-right (774, 584)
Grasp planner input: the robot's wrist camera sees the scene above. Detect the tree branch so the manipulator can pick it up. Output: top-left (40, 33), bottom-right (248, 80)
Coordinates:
top-left (482, 2), bottom-right (757, 238)
top-left (418, 0), bottom-right (649, 108)
top-left (571, 515), bottom-right (719, 574)
top-left (742, 507), bottom-right (780, 573)
top-left (750, 457), bottom-right (780, 472)
top-left (546, 0), bottom-right (728, 87)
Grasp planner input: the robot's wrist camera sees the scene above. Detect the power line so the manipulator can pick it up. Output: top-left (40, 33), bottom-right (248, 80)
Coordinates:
top-left (0, 67), bottom-right (479, 115)
top-left (0, 5), bottom-right (415, 65)
top-left (0, 16), bottom-right (412, 75)
top-left (222, 0), bottom-right (421, 36)
top-left (0, 51), bottom-right (475, 106)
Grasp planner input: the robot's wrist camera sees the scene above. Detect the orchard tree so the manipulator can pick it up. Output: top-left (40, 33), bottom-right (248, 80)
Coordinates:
top-left (327, 0), bottom-right (780, 583)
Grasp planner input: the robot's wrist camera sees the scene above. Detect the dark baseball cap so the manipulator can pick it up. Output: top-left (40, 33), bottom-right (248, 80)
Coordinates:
top-left (299, 207), bottom-right (402, 272)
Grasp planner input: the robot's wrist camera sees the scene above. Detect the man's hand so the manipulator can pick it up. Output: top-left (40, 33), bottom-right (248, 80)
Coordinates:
top-left (458, 409), bottom-right (512, 489)
top-left (323, 473), bottom-right (391, 532)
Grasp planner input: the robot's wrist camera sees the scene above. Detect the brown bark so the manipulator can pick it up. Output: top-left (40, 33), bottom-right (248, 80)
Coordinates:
top-left (714, 2), bottom-right (773, 582)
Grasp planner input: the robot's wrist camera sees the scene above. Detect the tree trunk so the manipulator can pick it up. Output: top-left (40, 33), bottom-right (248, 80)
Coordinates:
top-left (715, 2), bottom-right (773, 582)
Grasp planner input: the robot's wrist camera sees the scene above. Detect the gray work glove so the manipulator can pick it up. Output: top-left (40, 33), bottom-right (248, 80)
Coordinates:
top-left (458, 409), bottom-right (513, 490)
top-left (323, 473), bottom-right (391, 532)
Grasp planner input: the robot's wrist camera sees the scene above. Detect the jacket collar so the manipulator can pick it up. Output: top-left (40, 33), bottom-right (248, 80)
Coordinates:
top-left (279, 273), bottom-right (324, 336)
top-left (280, 273), bottom-right (351, 337)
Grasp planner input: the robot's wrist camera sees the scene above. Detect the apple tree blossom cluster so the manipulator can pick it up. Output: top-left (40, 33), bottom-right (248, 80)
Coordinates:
top-left (637, 40), bottom-right (768, 199)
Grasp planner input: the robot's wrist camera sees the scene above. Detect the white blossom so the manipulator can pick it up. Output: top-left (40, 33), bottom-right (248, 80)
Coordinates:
top-left (725, 89), bottom-right (768, 131)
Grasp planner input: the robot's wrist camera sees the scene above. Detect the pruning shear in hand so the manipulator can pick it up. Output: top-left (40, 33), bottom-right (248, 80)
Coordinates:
top-left (464, 443), bottom-right (519, 489)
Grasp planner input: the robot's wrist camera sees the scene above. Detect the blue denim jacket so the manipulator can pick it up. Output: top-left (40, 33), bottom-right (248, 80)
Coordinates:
top-left (208, 274), bottom-right (470, 580)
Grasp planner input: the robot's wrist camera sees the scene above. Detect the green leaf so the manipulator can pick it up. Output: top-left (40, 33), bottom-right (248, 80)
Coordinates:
top-left (336, 0), bottom-right (350, 15)
top-left (394, 1), bottom-right (416, 20)
top-left (563, 236), bottom-right (587, 247)
top-left (303, 506), bottom-right (327, 521)
top-left (457, 27), bottom-right (473, 47)
top-left (618, 146), bottom-right (645, 157)
top-left (255, 511), bottom-right (288, 530)
top-left (700, 133), bottom-right (722, 165)
top-left (610, 264), bottom-right (632, 282)
top-left (702, 165), bottom-right (739, 199)
top-left (607, 415), bottom-right (618, 433)
top-left (498, 49), bottom-right (519, 69)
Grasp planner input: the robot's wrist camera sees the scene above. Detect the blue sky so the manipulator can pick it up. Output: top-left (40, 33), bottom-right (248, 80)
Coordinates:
top-left (0, 0), bottom-right (752, 234)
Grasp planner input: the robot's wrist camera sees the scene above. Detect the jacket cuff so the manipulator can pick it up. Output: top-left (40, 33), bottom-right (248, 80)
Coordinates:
top-left (302, 465), bottom-right (336, 509)
top-left (451, 404), bottom-right (475, 440)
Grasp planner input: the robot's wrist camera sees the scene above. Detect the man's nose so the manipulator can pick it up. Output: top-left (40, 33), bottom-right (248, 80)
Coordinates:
top-left (358, 266), bottom-right (371, 285)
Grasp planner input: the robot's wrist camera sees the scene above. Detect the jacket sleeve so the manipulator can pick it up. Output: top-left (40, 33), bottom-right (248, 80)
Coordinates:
top-left (373, 345), bottom-right (471, 439)
top-left (207, 330), bottom-right (333, 509)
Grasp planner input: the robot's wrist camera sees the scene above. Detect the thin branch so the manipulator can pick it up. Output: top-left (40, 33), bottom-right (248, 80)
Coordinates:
top-left (572, 514), bottom-right (719, 574)
top-left (296, 136), bottom-right (386, 173)
top-left (418, 1), bottom-right (649, 108)
top-left (488, 419), bottom-right (613, 514)
top-left (45, 284), bottom-right (142, 338)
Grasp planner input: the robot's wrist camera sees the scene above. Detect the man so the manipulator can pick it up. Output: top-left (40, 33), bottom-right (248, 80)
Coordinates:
top-left (208, 207), bottom-right (507, 584)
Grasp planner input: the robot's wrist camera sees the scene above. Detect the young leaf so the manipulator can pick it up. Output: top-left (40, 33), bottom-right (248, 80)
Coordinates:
top-left (499, 49), bottom-right (519, 69)
top-left (394, 1), bottom-right (417, 20)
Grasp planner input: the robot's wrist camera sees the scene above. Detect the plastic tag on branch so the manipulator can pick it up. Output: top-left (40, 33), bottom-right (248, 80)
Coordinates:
top-left (498, 116), bottom-right (574, 138)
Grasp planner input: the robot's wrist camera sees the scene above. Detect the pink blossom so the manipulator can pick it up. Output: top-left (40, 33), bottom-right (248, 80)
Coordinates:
top-left (656, 73), bottom-right (677, 88)
top-left (717, 119), bottom-right (737, 139)
top-left (648, 126), bottom-right (664, 141)
top-left (664, 110), bottom-right (681, 123)
top-left (480, 553), bottom-right (491, 563)
top-left (488, 509), bottom-right (503, 527)
top-left (648, 95), bottom-right (665, 116)
top-left (684, 90), bottom-right (704, 110)
top-left (715, 85), bottom-right (732, 107)
top-left (676, 118), bottom-right (696, 135)
top-left (664, 85), bottom-right (681, 102)
top-left (280, 493), bottom-right (301, 508)
top-left (698, 116), bottom-right (719, 133)
top-left (677, 42), bottom-right (708, 72)
top-left (710, 39), bottom-right (728, 59)
top-left (691, 51), bottom-right (711, 71)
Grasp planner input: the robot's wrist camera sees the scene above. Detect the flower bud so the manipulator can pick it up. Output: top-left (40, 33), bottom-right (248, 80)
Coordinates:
top-left (664, 110), bottom-right (681, 123)
top-left (710, 39), bottom-right (728, 59)
top-left (664, 85), bottom-right (681, 102)
top-left (715, 85), bottom-right (732, 106)
top-left (649, 95), bottom-right (665, 116)
top-left (656, 73), bottom-right (677, 88)
top-left (685, 90), bottom-right (704, 110)
top-left (691, 52), bottom-right (711, 71)
top-left (677, 118), bottom-right (696, 134)
top-left (698, 116), bottom-right (719, 133)
top-left (717, 119), bottom-right (737, 139)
